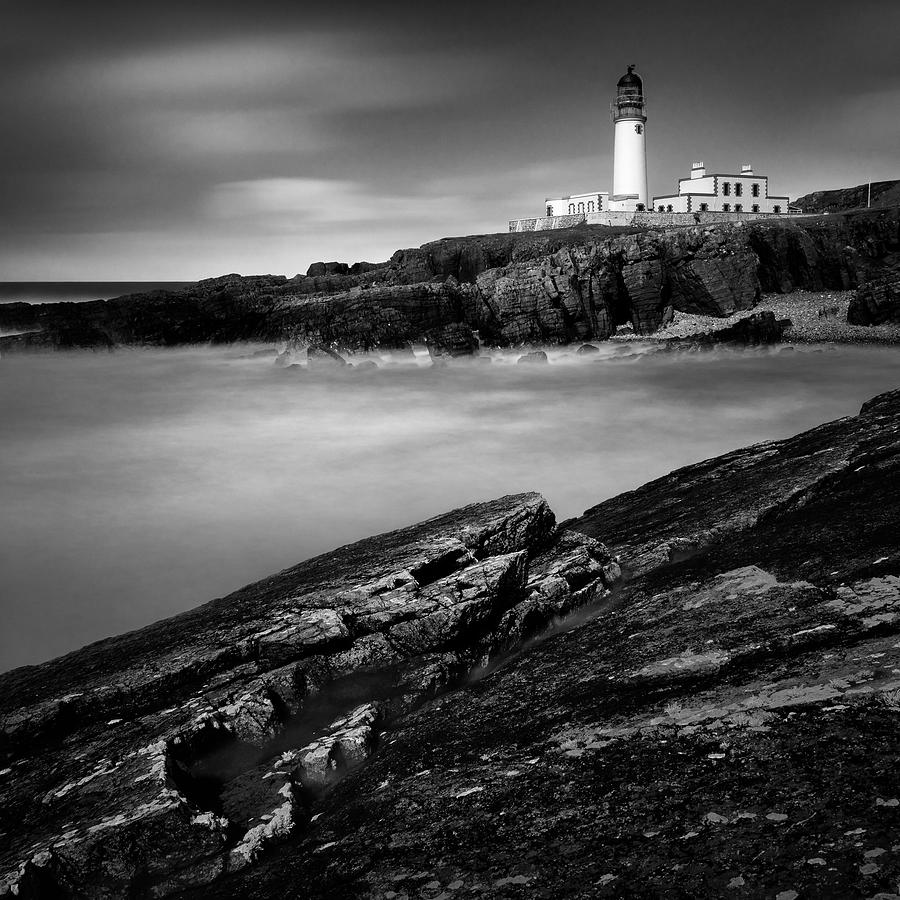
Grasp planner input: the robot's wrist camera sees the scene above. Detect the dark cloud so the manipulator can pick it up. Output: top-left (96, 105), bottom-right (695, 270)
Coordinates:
top-left (3, 0), bottom-right (898, 278)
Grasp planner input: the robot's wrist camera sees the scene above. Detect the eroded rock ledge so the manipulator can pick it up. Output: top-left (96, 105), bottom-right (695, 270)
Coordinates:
top-left (184, 388), bottom-right (900, 900)
top-left (2, 389), bottom-right (899, 898)
top-left (0, 496), bottom-right (619, 897)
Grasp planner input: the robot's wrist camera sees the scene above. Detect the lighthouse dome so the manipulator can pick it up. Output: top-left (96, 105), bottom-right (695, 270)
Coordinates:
top-left (617, 66), bottom-right (643, 92)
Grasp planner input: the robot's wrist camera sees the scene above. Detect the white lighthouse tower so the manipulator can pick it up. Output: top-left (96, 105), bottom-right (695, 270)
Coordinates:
top-left (609, 65), bottom-right (648, 212)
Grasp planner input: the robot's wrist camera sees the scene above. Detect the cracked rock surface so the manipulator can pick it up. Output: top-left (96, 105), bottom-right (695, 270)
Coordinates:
top-left (0, 494), bottom-right (618, 897)
top-left (2, 389), bottom-right (900, 898)
top-left (176, 388), bottom-right (899, 899)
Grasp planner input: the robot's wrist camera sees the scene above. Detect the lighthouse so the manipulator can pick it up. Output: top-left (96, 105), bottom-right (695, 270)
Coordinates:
top-left (609, 65), bottom-right (648, 211)
top-left (509, 63), bottom-right (793, 232)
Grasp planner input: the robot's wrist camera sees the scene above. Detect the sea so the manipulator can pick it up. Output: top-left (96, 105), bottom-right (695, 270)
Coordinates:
top-left (1, 341), bottom-right (897, 672)
top-left (0, 282), bottom-right (194, 305)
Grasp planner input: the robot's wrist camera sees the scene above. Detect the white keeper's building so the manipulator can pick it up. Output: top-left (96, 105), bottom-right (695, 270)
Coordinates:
top-left (652, 162), bottom-right (789, 215)
top-left (545, 191), bottom-right (609, 217)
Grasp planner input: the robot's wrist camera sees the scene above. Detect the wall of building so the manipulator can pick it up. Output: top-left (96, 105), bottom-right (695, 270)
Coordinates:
top-left (651, 196), bottom-right (691, 213)
top-left (546, 192), bottom-right (607, 217)
top-left (679, 174), bottom-right (716, 195)
top-left (648, 173), bottom-right (789, 215)
top-left (508, 209), bottom-right (794, 232)
top-left (509, 214), bottom-right (586, 232)
top-left (716, 175), bottom-right (766, 200)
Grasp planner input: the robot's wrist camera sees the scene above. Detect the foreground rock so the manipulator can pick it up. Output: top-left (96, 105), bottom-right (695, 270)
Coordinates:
top-left (0, 496), bottom-right (619, 897)
top-left (181, 387), bottom-right (897, 899)
top-left (2, 208), bottom-right (897, 354)
top-left (2, 389), bottom-right (900, 897)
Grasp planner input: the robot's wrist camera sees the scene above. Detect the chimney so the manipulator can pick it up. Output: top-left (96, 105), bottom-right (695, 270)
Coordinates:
top-left (741, 163), bottom-right (754, 176)
top-left (691, 161), bottom-right (706, 179)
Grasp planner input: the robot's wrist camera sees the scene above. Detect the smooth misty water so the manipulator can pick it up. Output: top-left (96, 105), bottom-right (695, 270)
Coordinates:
top-left (0, 343), bottom-right (897, 672)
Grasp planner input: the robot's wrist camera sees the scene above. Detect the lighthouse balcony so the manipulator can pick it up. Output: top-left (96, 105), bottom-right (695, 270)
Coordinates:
top-left (610, 100), bottom-right (647, 121)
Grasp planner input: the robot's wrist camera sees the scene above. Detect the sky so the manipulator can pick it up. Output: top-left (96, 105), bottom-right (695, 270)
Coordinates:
top-left (2, 0), bottom-right (898, 280)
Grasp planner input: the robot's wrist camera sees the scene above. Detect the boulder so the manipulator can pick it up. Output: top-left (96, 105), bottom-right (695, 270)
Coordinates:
top-left (306, 346), bottom-right (347, 366)
top-left (517, 349), bottom-right (548, 364)
top-left (679, 311), bottom-right (792, 348)
top-left (423, 322), bottom-right (479, 357)
top-left (305, 262), bottom-right (350, 277)
top-left (848, 274), bottom-right (900, 325)
top-left (348, 261), bottom-right (382, 276)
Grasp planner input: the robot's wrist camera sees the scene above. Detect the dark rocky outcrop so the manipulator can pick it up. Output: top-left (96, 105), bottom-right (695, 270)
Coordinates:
top-left (305, 261), bottom-right (349, 277)
top-left (671, 310), bottom-right (793, 349)
top-left (848, 273), bottom-right (900, 325)
top-left (1, 209), bottom-right (898, 355)
top-left (306, 345), bottom-right (347, 367)
top-left (3, 389), bottom-right (900, 897)
top-left (516, 349), bottom-right (548, 365)
top-left (748, 216), bottom-right (870, 293)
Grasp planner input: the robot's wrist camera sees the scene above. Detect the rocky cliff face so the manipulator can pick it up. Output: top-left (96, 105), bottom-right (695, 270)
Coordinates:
top-left (849, 273), bottom-right (900, 325)
top-left (1, 209), bottom-right (898, 354)
top-left (2, 389), bottom-right (900, 898)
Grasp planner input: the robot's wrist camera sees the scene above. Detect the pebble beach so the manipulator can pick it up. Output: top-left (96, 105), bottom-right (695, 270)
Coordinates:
top-left (612, 291), bottom-right (900, 345)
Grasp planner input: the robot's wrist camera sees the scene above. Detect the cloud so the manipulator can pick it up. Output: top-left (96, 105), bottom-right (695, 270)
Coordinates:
top-left (207, 177), bottom-right (364, 225)
top-left (2, 1), bottom-right (899, 279)
top-left (61, 34), bottom-right (493, 116)
top-left (136, 109), bottom-right (323, 159)
top-left (205, 176), bottom-right (475, 230)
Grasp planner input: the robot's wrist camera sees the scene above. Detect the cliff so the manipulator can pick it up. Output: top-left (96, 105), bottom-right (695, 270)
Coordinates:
top-left (2, 208), bottom-right (898, 354)
top-left (2, 388), bottom-right (899, 897)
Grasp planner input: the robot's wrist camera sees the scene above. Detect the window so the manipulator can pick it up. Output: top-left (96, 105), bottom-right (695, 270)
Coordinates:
top-left (699, 203), bottom-right (709, 212)
top-left (587, 201), bottom-right (594, 212)
top-left (723, 203), bottom-right (730, 212)
top-left (752, 204), bottom-right (759, 213)
top-left (598, 196), bottom-right (603, 210)
top-left (636, 203), bottom-right (646, 211)
top-left (658, 205), bottom-right (665, 212)
top-left (773, 205), bottom-right (781, 214)
top-left (569, 204), bottom-right (575, 214)
top-left (666, 205), bottom-right (673, 212)
top-left (751, 183), bottom-right (760, 197)
top-left (722, 182), bottom-right (731, 196)
top-left (547, 206), bottom-right (553, 217)
top-left (735, 203), bottom-right (743, 212)
top-left (578, 202), bottom-right (584, 213)
top-left (735, 182), bottom-right (743, 197)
